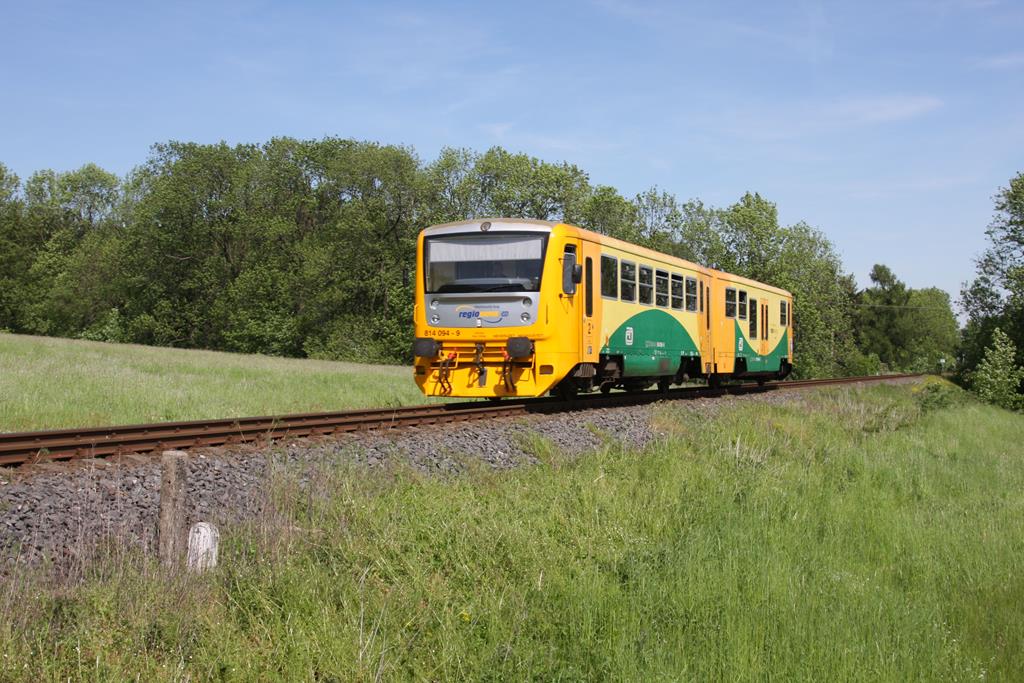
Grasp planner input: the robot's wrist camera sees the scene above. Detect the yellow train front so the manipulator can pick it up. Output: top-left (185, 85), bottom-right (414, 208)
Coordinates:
top-left (412, 218), bottom-right (794, 398)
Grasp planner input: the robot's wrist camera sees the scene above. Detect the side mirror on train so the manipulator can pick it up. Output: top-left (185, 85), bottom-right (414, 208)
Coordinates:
top-left (562, 253), bottom-right (578, 295)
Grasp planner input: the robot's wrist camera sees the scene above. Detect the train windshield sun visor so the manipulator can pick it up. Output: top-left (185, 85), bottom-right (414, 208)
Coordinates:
top-left (425, 232), bottom-right (549, 293)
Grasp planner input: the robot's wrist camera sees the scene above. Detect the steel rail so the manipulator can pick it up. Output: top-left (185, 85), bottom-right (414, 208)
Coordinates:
top-left (0, 374), bottom-right (921, 466)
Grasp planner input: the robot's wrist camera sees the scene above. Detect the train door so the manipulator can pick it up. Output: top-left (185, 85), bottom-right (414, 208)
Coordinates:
top-left (715, 276), bottom-right (738, 374)
top-left (555, 240), bottom-right (582, 364)
top-left (761, 301), bottom-right (769, 356)
top-left (578, 240), bottom-right (600, 364)
top-left (749, 296), bottom-right (759, 354)
top-left (699, 276), bottom-right (712, 374)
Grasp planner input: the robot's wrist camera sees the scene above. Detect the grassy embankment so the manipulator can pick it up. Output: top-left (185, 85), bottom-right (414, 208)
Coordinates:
top-left (1, 379), bottom-right (1021, 680)
top-left (0, 333), bottom-right (437, 432)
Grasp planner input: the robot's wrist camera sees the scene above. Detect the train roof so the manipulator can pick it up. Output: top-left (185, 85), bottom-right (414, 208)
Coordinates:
top-left (419, 218), bottom-right (792, 298)
top-left (421, 218), bottom-right (556, 235)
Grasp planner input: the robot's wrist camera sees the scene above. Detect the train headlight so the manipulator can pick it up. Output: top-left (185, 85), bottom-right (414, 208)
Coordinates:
top-left (430, 299), bottom-right (439, 310)
top-left (430, 314), bottom-right (440, 324)
top-left (521, 312), bottom-right (531, 323)
top-left (522, 297), bottom-right (532, 307)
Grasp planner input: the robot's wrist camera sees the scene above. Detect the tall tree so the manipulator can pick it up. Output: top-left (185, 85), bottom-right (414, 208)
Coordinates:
top-left (472, 147), bottom-right (590, 222)
top-left (632, 187), bottom-right (680, 249)
top-left (774, 221), bottom-right (859, 378)
top-left (898, 287), bottom-right (959, 371)
top-left (961, 172), bottom-right (1024, 375)
top-left (669, 200), bottom-right (730, 270)
top-left (578, 185), bottom-right (639, 242)
top-left (422, 147), bottom-right (485, 224)
top-left (855, 265), bottom-right (959, 371)
top-left (856, 264), bottom-right (909, 367)
top-left (0, 164), bottom-right (27, 330)
top-left (718, 192), bottom-right (782, 281)
top-left (19, 164), bottom-right (122, 336)
top-left (973, 327), bottom-right (1024, 409)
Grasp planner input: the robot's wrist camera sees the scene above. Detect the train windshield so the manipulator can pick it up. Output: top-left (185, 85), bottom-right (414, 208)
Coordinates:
top-left (424, 232), bottom-right (548, 293)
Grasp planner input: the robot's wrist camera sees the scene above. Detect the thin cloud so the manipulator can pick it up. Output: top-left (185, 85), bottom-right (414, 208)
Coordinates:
top-left (837, 174), bottom-right (980, 200)
top-left (590, 0), bottom-right (670, 23)
top-left (708, 94), bottom-right (943, 143)
top-left (475, 122), bottom-right (621, 157)
top-left (832, 95), bottom-right (943, 124)
top-left (591, 0), bottom-right (834, 63)
top-left (976, 52), bottom-right (1024, 69)
top-left (722, 2), bottom-right (834, 64)
top-left (519, 132), bottom-right (623, 155)
top-left (913, 0), bottom-right (1001, 11)
top-left (479, 122), bottom-right (514, 139)
top-left (948, 0), bottom-right (1001, 8)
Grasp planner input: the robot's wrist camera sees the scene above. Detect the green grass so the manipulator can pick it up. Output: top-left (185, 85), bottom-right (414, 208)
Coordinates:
top-left (2, 380), bottom-right (1023, 680)
top-left (0, 333), bottom-right (439, 432)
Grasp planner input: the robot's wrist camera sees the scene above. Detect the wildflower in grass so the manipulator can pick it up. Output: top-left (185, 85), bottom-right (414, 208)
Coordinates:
top-left (459, 610), bottom-right (471, 623)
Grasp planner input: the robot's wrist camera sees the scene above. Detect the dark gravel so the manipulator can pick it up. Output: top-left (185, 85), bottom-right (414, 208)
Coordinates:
top-left (0, 384), bottom-right (876, 572)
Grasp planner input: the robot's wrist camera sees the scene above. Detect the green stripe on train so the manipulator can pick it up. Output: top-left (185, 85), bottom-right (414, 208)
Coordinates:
top-left (601, 309), bottom-right (699, 376)
top-left (734, 320), bottom-right (788, 373)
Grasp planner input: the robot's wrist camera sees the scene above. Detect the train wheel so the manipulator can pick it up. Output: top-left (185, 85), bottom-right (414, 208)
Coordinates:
top-left (554, 380), bottom-right (578, 401)
top-left (657, 378), bottom-right (671, 393)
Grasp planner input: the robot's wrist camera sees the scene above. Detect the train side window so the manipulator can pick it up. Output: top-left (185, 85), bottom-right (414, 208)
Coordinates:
top-left (780, 301), bottom-right (788, 326)
top-left (738, 290), bottom-right (748, 320)
top-left (725, 288), bottom-right (737, 318)
top-left (655, 270), bottom-right (669, 307)
top-left (749, 298), bottom-right (758, 339)
top-left (699, 280), bottom-right (704, 312)
top-left (639, 265), bottom-right (654, 305)
top-left (620, 261), bottom-right (636, 302)
top-left (600, 255), bottom-right (618, 299)
top-left (670, 274), bottom-right (684, 309)
top-left (685, 276), bottom-right (698, 312)
top-left (585, 257), bottom-right (594, 317)
top-left (561, 244), bottom-right (579, 296)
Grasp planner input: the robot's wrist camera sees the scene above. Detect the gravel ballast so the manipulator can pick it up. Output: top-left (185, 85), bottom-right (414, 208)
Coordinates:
top-left (0, 384), bottom-right (896, 571)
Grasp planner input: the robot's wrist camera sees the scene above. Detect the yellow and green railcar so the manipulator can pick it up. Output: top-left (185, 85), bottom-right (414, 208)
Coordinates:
top-left (412, 219), bottom-right (793, 398)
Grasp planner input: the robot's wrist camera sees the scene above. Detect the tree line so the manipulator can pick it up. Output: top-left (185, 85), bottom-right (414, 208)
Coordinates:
top-left (960, 172), bottom-right (1024, 407)
top-left (0, 138), bottom-right (960, 379)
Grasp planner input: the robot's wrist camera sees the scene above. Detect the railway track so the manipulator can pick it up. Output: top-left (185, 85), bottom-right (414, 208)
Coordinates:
top-left (0, 374), bottom-right (921, 467)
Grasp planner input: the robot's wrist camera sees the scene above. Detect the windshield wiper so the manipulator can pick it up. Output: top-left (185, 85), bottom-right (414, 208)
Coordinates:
top-left (434, 284), bottom-right (477, 293)
top-left (483, 284), bottom-right (527, 292)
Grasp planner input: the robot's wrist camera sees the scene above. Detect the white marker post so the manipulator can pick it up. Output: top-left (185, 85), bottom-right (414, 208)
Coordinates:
top-left (186, 522), bottom-right (220, 572)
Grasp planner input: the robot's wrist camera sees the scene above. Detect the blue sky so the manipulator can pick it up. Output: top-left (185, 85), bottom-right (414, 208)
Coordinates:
top-left (2, 0), bottom-right (1022, 303)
